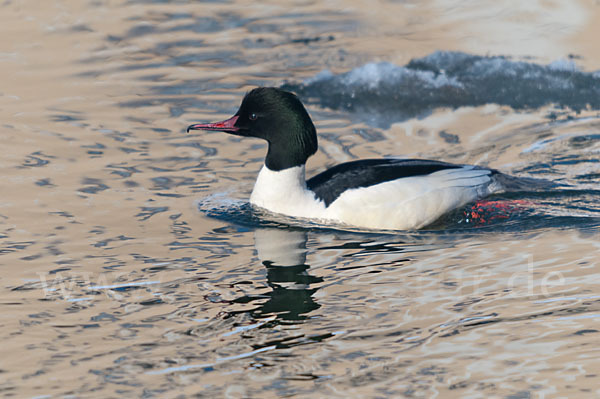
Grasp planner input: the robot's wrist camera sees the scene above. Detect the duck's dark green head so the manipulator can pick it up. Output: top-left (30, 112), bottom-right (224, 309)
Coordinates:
top-left (188, 87), bottom-right (318, 171)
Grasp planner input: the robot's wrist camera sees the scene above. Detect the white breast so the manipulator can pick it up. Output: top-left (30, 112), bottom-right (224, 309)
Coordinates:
top-left (250, 165), bottom-right (327, 219)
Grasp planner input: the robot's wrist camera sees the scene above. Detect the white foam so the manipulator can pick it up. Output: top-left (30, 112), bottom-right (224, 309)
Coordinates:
top-left (305, 69), bottom-right (334, 84)
top-left (338, 62), bottom-right (463, 89)
top-left (548, 58), bottom-right (579, 72)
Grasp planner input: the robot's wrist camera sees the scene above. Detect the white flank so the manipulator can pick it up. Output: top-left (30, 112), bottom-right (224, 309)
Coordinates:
top-left (250, 164), bottom-right (502, 230)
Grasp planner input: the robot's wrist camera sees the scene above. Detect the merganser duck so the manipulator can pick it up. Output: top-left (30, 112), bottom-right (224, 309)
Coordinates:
top-left (188, 87), bottom-right (532, 230)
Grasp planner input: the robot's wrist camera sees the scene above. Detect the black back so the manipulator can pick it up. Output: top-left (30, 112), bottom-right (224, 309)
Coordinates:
top-left (306, 158), bottom-right (463, 206)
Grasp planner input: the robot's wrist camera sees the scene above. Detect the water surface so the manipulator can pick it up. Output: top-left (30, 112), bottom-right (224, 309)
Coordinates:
top-left (1, 0), bottom-right (600, 397)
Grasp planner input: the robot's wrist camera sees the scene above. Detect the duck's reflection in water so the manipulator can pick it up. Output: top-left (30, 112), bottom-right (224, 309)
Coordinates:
top-left (233, 229), bottom-right (322, 321)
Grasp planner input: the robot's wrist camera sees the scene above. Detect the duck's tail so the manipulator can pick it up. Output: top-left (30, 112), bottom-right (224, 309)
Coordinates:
top-left (492, 171), bottom-right (559, 193)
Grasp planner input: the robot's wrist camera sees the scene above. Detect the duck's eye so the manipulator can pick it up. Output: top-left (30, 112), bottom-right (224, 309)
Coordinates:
top-left (249, 113), bottom-right (258, 121)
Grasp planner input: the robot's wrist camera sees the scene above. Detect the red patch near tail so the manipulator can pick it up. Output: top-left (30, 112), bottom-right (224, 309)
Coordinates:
top-left (465, 199), bottom-right (533, 225)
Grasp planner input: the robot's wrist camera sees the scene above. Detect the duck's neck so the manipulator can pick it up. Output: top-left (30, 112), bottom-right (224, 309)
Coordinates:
top-left (250, 164), bottom-right (323, 217)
